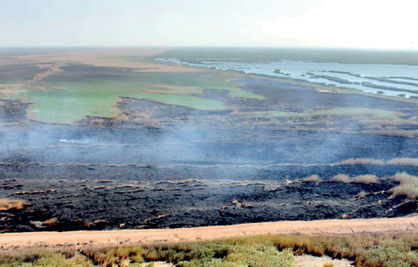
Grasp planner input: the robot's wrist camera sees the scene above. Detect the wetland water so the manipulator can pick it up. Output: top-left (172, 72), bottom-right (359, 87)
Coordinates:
top-left (157, 58), bottom-right (418, 98)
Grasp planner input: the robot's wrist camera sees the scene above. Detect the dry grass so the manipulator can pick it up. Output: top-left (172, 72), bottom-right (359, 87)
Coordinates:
top-left (2, 234), bottom-right (416, 267)
top-left (80, 237), bottom-right (295, 267)
top-left (356, 191), bottom-right (368, 199)
top-left (302, 175), bottom-right (321, 182)
top-left (29, 218), bottom-right (59, 229)
top-left (113, 112), bottom-right (130, 123)
top-left (386, 158), bottom-right (418, 166)
top-left (11, 189), bottom-right (55, 195)
top-left (271, 234), bottom-right (418, 267)
top-left (0, 198), bottom-right (27, 211)
top-left (18, 49), bottom-right (202, 74)
top-left (156, 179), bottom-right (204, 185)
top-left (390, 172), bottom-right (418, 199)
top-left (144, 214), bottom-right (171, 223)
top-left (42, 218), bottom-right (58, 227)
top-left (334, 158), bottom-right (384, 166)
top-left (330, 174), bottom-right (379, 184)
top-left (330, 174), bottom-right (350, 183)
top-left (231, 199), bottom-right (254, 208)
top-left (352, 175), bottom-right (378, 184)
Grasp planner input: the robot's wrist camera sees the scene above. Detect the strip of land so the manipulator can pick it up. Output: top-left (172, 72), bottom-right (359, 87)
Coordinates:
top-left (0, 217), bottom-right (416, 250)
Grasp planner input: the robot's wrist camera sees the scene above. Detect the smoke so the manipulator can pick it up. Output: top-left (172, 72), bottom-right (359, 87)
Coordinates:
top-left (0, 66), bottom-right (417, 183)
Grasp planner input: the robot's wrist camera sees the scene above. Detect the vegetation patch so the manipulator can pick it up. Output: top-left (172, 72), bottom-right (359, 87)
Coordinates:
top-left (307, 73), bottom-right (353, 84)
top-left (390, 172), bottom-right (418, 199)
top-left (361, 81), bottom-right (417, 94)
top-left (135, 93), bottom-right (224, 111)
top-left (330, 174), bottom-right (350, 183)
top-left (387, 158), bottom-right (418, 166)
top-left (0, 198), bottom-right (27, 211)
top-left (351, 175), bottom-right (378, 184)
top-left (365, 76), bottom-right (418, 88)
top-left (1, 64), bottom-right (264, 123)
top-left (301, 174), bottom-right (321, 183)
top-left (1, 234), bottom-right (417, 266)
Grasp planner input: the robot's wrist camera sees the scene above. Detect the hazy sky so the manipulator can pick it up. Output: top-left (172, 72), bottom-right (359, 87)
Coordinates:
top-left (1, 0), bottom-right (417, 49)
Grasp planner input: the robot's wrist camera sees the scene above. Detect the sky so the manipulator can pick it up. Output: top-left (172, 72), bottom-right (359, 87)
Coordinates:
top-left (0, 0), bottom-right (417, 50)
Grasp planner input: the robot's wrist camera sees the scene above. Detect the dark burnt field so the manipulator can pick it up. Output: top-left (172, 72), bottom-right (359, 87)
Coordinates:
top-left (0, 68), bottom-right (417, 232)
top-left (1, 177), bottom-right (415, 232)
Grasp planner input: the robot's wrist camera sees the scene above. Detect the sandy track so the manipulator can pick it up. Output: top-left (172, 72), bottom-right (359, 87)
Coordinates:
top-left (0, 217), bottom-right (417, 250)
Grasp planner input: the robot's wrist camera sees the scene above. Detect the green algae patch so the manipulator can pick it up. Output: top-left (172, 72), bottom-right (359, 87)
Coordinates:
top-left (135, 93), bottom-right (224, 110)
top-left (27, 90), bottom-right (121, 124)
top-left (18, 66), bottom-right (259, 123)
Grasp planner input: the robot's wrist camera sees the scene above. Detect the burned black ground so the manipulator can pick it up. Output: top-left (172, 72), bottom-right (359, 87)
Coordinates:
top-left (0, 72), bottom-right (417, 232)
top-left (1, 177), bottom-right (416, 232)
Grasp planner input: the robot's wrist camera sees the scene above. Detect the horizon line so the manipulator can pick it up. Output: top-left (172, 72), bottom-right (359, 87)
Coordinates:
top-left (0, 45), bottom-right (417, 52)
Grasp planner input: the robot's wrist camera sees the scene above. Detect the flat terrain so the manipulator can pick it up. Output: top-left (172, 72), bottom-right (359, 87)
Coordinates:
top-left (0, 176), bottom-right (417, 231)
top-left (0, 48), bottom-right (417, 232)
top-left (0, 216), bottom-right (416, 250)
top-left (157, 48), bottom-right (418, 98)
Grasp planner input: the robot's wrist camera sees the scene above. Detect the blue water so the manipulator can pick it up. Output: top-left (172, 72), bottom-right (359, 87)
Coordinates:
top-left (157, 58), bottom-right (418, 98)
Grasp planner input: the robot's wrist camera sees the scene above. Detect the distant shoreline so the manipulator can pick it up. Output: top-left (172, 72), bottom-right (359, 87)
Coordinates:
top-left (156, 57), bottom-right (418, 98)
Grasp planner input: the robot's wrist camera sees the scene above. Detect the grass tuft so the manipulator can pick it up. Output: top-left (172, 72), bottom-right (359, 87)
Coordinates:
top-left (352, 175), bottom-right (378, 184)
top-left (302, 175), bottom-right (321, 183)
top-left (387, 158), bottom-right (418, 166)
top-left (42, 217), bottom-right (58, 227)
top-left (330, 174), bottom-right (350, 183)
top-left (390, 172), bottom-right (418, 199)
top-left (0, 198), bottom-right (27, 211)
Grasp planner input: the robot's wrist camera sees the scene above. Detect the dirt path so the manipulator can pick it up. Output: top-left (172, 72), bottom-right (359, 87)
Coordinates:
top-left (0, 217), bottom-right (416, 250)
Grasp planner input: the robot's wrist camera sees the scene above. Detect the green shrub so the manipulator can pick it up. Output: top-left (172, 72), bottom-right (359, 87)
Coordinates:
top-left (1, 234), bottom-right (417, 267)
